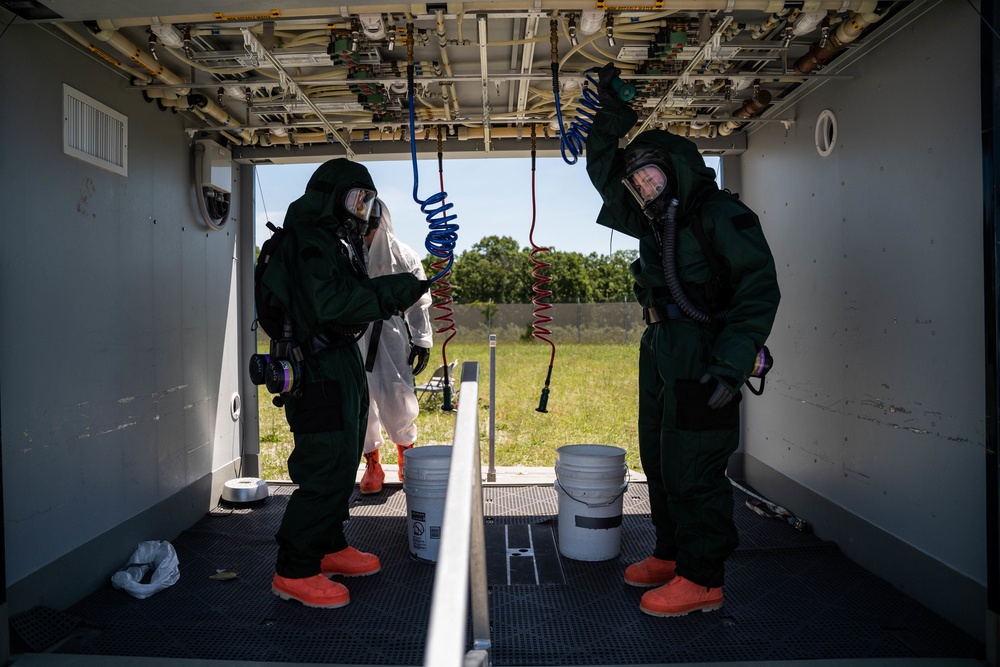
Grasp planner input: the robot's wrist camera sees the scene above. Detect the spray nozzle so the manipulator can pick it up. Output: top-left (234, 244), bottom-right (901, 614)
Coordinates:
top-left (536, 387), bottom-right (550, 413)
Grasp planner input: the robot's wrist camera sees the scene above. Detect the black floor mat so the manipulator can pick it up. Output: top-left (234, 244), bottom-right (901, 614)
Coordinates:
top-left (49, 482), bottom-right (984, 665)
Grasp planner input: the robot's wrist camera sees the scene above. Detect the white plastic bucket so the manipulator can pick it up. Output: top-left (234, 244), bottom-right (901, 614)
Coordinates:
top-left (402, 445), bottom-right (452, 563)
top-left (554, 444), bottom-right (628, 561)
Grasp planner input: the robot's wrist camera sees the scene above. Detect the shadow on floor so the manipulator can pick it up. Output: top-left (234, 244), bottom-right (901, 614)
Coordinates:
top-left (10, 483), bottom-right (985, 666)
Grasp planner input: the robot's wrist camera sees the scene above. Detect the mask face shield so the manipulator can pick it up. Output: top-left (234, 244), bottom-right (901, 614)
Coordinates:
top-left (344, 187), bottom-right (376, 222)
top-left (366, 199), bottom-right (382, 234)
top-left (623, 165), bottom-right (668, 208)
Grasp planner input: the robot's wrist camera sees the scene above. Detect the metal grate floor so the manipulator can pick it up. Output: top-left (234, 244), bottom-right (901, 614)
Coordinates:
top-left (28, 482), bottom-right (984, 666)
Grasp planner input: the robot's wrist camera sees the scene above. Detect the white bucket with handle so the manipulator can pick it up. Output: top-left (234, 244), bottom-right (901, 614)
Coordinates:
top-left (402, 446), bottom-right (452, 563)
top-left (554, 444), bottom-right (629, 561)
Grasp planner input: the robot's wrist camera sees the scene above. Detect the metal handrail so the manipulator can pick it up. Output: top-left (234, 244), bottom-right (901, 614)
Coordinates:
top-left (424, 361), bottom-right (491, 667)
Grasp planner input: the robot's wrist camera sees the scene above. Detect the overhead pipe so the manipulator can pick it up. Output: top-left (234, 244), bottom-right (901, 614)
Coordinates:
top-left (77, 3), bottom-right (892, 31)
top-left (476, 13), bottom-right (492, 151)
top-left (90, 19), bottom-right (190, 94)
top-left (794, 9), bottom-right (886, 74)
top-left (241, 27), bottom-right (352, 155)
top-left (54, 23), bottom-right (152, 83)
top-left (750, 9), bottom-right (791, 40)
top-left (85, 20), bottom-right (256, 144)
top-left (667, 121), bottom-right (718, 138)
top-left (435, 9), bottom-right (459, 120)
top-left (718, 88), bottom-right (772, 136)
top-left (791, 11), bottom-right (828, 36)
top-left (255, 124), bottom-right (550, 147)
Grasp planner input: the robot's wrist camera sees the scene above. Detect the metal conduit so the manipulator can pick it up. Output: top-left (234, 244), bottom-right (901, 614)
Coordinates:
top-left (424, 361), bottom-right (491, 667)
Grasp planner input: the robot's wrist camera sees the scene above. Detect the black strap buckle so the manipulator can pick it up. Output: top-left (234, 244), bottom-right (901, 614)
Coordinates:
top-left (643, 304), bottom-right (687, 325)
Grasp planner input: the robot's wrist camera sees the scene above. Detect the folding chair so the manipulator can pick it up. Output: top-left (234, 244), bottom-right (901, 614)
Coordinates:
top-left (415, 359), bottom-right (458, 403)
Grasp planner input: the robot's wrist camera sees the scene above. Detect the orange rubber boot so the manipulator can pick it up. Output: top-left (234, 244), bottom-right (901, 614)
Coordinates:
top-left (624, 556), bottom-right (677, 587)
top-left (359, 450), bottom-right (384, 494)
top-left (396, 443), bottom-right (413, 482)
top-left (639, 576), bottom-right (723, 617)
top-left (320, 546), bottom-right (381, 577)
top-left (271, 573), bottom-right (350, 608)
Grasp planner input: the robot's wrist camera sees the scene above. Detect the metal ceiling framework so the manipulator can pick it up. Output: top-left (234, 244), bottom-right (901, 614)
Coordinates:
top-left (9, 0), bottom-right (915, 160)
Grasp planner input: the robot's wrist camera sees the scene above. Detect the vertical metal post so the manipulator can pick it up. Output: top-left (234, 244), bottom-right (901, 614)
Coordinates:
top-left (487, 334), bottom-right (496, 482)
top-left (577, 297), bottom-right (581, 343)
top-left (624, 297), bottom-right (629, 343)
top-left (240, 164), bottom-right (261, 477)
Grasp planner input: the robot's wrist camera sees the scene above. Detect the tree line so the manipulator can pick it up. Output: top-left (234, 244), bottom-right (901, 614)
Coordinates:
top-left (421, 235), bottom-right (638, 304)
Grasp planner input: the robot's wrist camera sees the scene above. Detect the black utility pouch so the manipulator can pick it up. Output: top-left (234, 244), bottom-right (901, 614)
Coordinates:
top-left (674, 378), bottom-right (741, 431)
top-left (286, 380), bottom-right (344, 434)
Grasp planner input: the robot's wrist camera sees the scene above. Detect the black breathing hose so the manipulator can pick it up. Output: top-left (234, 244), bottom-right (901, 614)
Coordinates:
top-left (660, 199), bottom-right (728, 324)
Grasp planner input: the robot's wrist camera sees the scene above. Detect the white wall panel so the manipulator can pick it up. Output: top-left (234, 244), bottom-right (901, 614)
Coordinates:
top-left (741, 1), bottom-right (985, 582)
top-left (0, 22), bottom-right (242, 589)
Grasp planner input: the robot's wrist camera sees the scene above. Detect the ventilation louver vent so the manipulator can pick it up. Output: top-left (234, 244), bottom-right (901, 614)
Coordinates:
top-left (63, 85), bottom-right (127, 176)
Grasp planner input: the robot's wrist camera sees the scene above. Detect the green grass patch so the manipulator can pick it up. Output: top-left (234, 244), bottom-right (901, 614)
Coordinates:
top-left (257, 339), bottom-right (641, 480)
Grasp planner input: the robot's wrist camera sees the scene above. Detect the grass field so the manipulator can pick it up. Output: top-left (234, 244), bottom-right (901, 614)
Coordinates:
top-left (258, 339), bottom-right (641, 480)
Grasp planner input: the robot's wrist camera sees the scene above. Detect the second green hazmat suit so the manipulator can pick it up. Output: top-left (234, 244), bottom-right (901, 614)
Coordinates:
top-left (586, 84), bottom-right (780, 591)
top-left (260, 158), bottom-right (428, 580)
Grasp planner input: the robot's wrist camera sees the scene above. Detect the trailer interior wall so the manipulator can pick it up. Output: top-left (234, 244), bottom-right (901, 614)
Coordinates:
top-left (735, 1), bottom-right (986, 641)
top-left (0, 18), bottom-right (245, 615)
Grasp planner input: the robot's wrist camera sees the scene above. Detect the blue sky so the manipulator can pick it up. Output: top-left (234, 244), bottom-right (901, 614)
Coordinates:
top-left (253, 155), bottom-right (720, 258)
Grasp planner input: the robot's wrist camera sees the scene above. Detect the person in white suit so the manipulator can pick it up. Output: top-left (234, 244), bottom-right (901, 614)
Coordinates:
top-left (358, 199), bottom-right (434, 494)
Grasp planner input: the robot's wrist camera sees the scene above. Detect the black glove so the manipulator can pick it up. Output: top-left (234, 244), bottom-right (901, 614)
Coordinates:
top-left (408, 345), bottom-right (430, 376)
top-left (699, 373), bottom-right (737, 410)
top-left (419, 278), bottom-right (436, 292)
top-left (597, 62), bottom-right (622, 103)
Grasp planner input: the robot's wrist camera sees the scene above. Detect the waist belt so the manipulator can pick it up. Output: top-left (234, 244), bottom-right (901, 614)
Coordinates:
top-left (308, 327), bottom-right (365, 354)
top-left (642, 304), bottom-right (689, 325)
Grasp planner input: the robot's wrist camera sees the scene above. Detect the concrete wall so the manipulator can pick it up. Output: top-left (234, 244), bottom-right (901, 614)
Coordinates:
top-left (737, 1), bottom-right (986, 639)
top-left (0, 20), bottom-right (244, 612)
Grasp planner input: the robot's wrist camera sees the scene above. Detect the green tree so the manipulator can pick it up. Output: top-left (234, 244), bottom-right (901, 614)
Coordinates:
top-left (450, 235), bottom-right (532, 303)
top-left (583, 249), bottom-right (637, 302)
top-left (537, 250), bottom-right (591, 303)
top-left (420, 238), bottom-right (636, 304)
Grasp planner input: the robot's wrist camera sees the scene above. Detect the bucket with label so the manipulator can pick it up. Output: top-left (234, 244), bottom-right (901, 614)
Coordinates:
top-left (402, 445), bottom-right (452, 563)
top-left (554, 444), bottom-right (629, 561)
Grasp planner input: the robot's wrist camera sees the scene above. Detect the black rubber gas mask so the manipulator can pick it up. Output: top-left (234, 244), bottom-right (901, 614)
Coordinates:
top-left (623, 147), bottom-right (674, 220)
top-left (337, 185), bottom-right (377, 242)
top-left (344, 186), bottom-right (376, 226)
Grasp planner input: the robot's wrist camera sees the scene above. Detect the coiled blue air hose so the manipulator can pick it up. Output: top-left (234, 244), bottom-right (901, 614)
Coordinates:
top-left (554, 69), bottom-right (602, 165)
top-left (408, 65), bottom-right (458, 282)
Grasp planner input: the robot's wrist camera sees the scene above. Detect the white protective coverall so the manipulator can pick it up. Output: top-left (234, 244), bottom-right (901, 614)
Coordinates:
top-left (359, 205), bottom-right (433, 455)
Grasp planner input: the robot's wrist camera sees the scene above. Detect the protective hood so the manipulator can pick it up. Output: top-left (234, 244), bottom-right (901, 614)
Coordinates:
top-left (282, 158), bottom-right (377, 232)
top-left (625, 131), bottom-right (718, 218)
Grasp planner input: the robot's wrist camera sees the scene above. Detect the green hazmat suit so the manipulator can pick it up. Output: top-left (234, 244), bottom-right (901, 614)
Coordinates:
top-left (586, 97), bottom-right (780, 588)
top-left (260, 158), bottom-right (427, 579)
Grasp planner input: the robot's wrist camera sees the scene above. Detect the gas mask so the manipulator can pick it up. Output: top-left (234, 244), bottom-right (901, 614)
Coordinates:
top-left (336, 186), bottom-right (377, 243)
top-left (344, 186), bottom-right (376, 225)
top-left (623, 147), bottom-right (674, 220)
